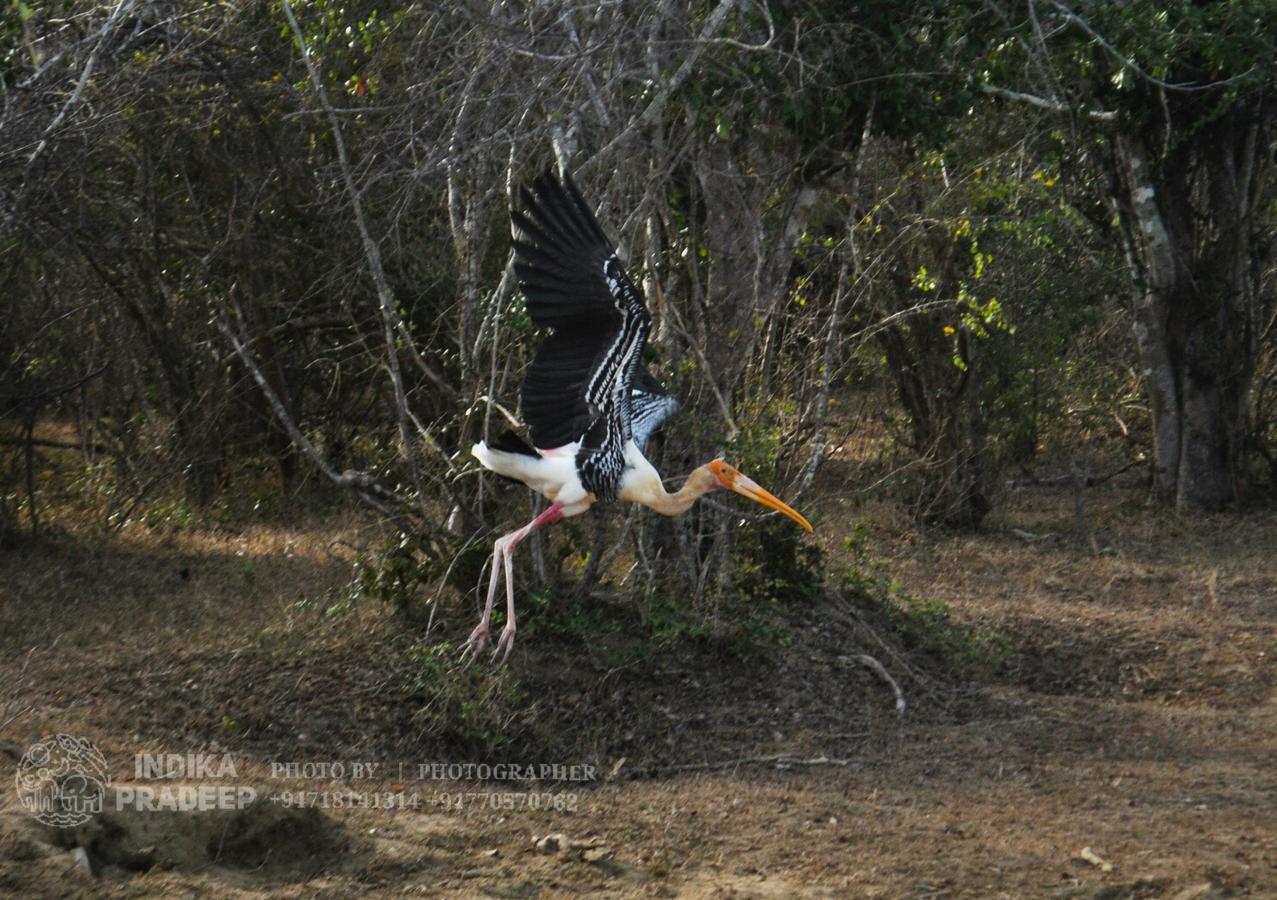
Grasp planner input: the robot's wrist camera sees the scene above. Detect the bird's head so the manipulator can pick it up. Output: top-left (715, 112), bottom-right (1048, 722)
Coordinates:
top-left (706, 460), bottom-right (814, 532)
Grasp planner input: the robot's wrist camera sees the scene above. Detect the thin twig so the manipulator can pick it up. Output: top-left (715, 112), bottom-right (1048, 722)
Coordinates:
top-left (216, 300), bottom-right (434, 554)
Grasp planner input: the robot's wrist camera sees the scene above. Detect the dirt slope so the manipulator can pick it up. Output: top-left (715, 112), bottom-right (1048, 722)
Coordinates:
top-left (1, 484), bottom-right (1274, 897)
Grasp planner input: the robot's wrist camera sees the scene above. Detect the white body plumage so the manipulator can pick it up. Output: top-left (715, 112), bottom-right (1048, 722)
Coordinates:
top-left (471, 438), bottom-right (665, 514)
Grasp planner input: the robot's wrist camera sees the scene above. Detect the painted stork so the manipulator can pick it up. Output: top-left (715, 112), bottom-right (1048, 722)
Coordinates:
top-left (467, 171), bottom-right (813, 661)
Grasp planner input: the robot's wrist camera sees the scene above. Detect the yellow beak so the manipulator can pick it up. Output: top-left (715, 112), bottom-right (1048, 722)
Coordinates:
top-left (708, 461), bottom-right (814, 532)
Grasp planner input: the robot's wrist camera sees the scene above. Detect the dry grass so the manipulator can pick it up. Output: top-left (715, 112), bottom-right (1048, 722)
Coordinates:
top-left (0, 508), bottom-right (379, 656)
top-left (1, 451), bottom-right (1275, 897)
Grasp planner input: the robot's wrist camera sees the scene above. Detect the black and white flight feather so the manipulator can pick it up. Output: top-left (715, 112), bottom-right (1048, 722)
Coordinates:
top-left (510, 171), bottom-right (679, 499)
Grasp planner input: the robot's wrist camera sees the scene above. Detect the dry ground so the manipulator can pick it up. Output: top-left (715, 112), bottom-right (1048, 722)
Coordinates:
top-left (1, 471), bottom-right (1275, 898)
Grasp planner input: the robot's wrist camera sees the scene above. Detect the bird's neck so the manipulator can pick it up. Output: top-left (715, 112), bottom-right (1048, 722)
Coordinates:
top-left (641, 464), bottom-right (717, 517)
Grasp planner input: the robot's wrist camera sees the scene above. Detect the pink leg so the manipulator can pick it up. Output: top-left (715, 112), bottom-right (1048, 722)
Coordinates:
top-left (493, 542), bottom-right (520, 661)
top-left (462, 501), bottom-right (564, 663)
top-left (460, 539), bottom-right (507, 659)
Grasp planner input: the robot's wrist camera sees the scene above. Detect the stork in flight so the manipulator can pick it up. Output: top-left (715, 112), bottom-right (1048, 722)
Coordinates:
top-left (467, 171), bottom-right (813, 661)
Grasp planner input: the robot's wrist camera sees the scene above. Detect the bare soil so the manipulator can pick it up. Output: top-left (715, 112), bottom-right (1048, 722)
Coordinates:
top-left (1, 475), bottom-right (1274, 898)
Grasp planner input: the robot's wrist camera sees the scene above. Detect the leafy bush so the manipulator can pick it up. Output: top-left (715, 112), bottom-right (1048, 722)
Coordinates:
top-left (403, 642), bottom-right (530, 756)
top-left (348, 529), bottom-right (492, 626)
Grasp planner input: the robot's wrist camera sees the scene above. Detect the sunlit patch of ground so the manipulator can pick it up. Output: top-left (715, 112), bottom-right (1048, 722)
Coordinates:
top-left (1, 456), bottom-right (1274, 896)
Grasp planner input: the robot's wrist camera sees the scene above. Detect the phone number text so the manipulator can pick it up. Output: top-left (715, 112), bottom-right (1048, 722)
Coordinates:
top-left (268, 790), bottom-right (579, 812)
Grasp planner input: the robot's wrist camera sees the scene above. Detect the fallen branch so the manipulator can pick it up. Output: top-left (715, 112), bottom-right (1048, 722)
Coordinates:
top-left (1006, 527), bottom-right (1060, 543)
top-left (828, 591), bottom-right (929, 689)
top-left (639, 751), bottom-right (868, 776)
top-left (842, 653), bottom-right (906, 715)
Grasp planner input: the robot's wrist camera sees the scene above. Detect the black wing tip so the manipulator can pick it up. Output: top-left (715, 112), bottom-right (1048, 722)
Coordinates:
top-left (490, 429), bottom-right (539, 458)
top-left (534, 166), bottom-right (559, 189)
top-left (533, 166), bottom-right (576, 192)
top-left (513, 167), bottom-right (610, 253)
top-left (527, 170), bottom-right (568, 213)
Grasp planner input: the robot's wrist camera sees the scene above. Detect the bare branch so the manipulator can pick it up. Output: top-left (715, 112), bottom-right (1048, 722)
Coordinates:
top-left (980, 83), bottom-right (1115, 121)
top-left (280, 0), bottom-right (443, 536)
top-left (588, 0), bottom-right (741, 168)
top-left (216, 302), bottom-right (402, 503)
top-left (24, 0), bottom-right (136, 169)
top-left (1048, 1), bottom-right (1258, 93)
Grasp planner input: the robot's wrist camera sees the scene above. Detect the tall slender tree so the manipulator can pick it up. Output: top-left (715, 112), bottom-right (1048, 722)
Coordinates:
top-left (982, 0), bottom-right (1277, 510)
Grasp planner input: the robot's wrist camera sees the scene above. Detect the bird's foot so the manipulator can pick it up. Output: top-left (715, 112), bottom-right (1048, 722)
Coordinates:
top-left (493, 624), bottom-right (517, 663)
top-left (459, 622), bottom-right (490, 663)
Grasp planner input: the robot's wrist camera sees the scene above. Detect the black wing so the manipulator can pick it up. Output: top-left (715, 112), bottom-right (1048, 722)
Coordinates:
top-left (511, 171), bottom-right (656, 451)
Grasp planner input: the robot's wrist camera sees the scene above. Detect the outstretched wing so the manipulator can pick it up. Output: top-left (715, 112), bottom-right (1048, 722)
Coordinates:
top-left (511, 171), bottom-right (657, 451)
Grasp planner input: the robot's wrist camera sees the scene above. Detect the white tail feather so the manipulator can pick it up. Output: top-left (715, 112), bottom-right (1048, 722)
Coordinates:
top-left (472, 441), bottom-right (592, 509)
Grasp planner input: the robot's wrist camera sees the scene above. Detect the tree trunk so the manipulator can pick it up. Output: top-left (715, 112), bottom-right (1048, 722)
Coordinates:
top-left (1110, 103), bottom-right (1270, 512)
top-left (1113, 135), bottom-right (1182, 501)
top-left (254, 314), bottom-right (300, 495)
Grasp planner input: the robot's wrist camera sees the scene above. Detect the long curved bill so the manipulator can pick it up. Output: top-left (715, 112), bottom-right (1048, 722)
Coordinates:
top-left (710, 461), bottom-right (814, 532)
